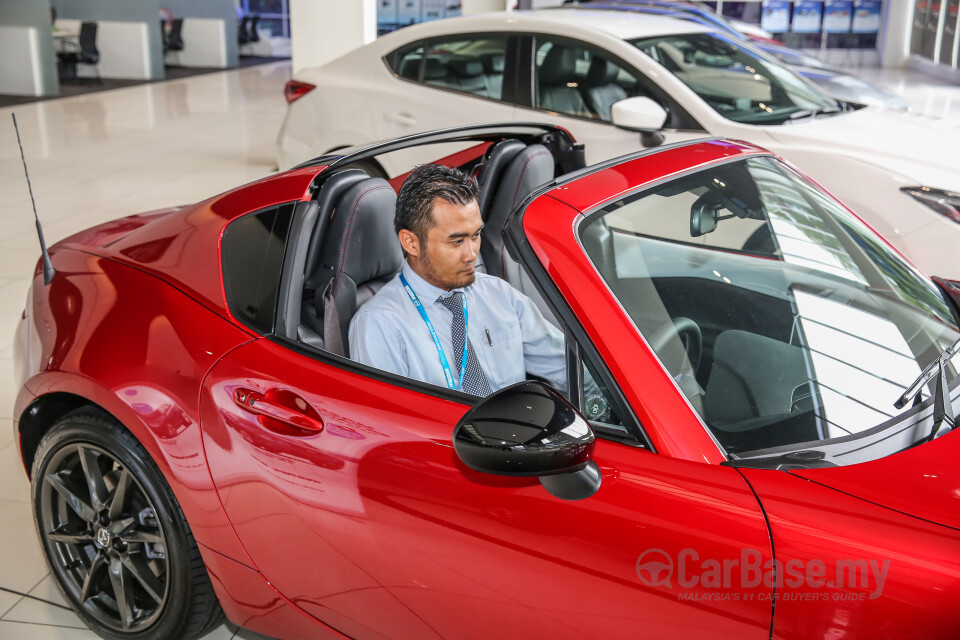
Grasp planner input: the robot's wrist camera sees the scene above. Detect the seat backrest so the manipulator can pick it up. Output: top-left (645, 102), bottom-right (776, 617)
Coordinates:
top-left (537, 45), bottom-right (588, 117)
top-left (583, 57), bottom-right (628, 121)
top-left (422, 57), bottom-right (456, 89)
top-left (238, 16), bottom-right (250, 44)
top-left (169, 19), bottom-right (184, 50)
top-left (312, 178), bottom-right (403, 356)
top-left (302, 169), bottom-right (370, 294)
top-left (249, 16), bottom-right (260, 42)
top-left (80, 22), bottom-right (99, 62)
top-left (480, 53), bottom-right (504, 98)
top-left (476, 139), bottom-right (525, 220)
top-left (480, 144), bottom-right (553, 279)
top-left (447, 58), bottom-right (487, 96)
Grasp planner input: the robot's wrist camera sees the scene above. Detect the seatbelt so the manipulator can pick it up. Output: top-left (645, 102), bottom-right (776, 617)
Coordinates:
top-left (322, 282), bottom-right (345, 357)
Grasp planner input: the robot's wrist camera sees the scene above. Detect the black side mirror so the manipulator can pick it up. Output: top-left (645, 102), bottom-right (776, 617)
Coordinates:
top-left (453, 381), bottom-right (601, 500)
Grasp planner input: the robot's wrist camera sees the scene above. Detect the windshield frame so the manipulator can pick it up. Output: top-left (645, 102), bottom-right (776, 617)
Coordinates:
top-left (574, 153), bottom-right (960, 466)
top-left (629, 31), bottom-right (842, 125)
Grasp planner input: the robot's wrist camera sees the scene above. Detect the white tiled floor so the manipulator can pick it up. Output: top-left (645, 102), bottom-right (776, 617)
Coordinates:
top-left (0, 57), bottom-right (958, 639)
top-left (0, 61), bottom-right (291, 640)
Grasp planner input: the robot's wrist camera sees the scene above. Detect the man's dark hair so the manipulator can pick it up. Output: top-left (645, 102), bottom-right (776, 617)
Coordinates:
top-left (395, 164), bottom-right (479, 248)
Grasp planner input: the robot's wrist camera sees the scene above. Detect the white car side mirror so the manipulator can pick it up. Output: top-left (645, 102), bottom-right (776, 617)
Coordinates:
top-left (611, 97), bottom-right (668, 132)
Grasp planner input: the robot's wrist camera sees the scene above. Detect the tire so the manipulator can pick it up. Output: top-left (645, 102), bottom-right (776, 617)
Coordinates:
top-left (31, 409), bottom-right (225, 640)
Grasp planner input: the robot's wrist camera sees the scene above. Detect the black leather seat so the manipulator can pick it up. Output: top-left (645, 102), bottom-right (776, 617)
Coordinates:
top-left (309, 177), bottom-right (403, 356)
top-left (583, 57), bottom-right (628, 120)
top-left (480, 53), bottom-right (505, 98)
top-left (476, 142), bottom-right (557, 323)
top-left (476, 139), bottom-right (526, 223)
top-left (448, 58), bottom-right (487, 96)
top-left (537, 45), bottom-right (589, 117)
top-left (480, 144), bottom-right (554, 279)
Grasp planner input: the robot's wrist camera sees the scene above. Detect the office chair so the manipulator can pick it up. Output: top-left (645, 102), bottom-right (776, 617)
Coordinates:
top-left (166, 18), bottom-right (184, 66)
top-left (57, 21), bottom-right (100, 83)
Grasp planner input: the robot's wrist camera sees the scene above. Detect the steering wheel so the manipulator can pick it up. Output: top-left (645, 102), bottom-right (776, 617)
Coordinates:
top-left (649, 316), bottom-right (702, 373)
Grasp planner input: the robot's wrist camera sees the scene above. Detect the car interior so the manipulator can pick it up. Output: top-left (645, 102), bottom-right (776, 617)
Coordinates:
top-left (291, 129), bottom-right (581, 359)
top-left (581, 156), bottom-right (960, 454)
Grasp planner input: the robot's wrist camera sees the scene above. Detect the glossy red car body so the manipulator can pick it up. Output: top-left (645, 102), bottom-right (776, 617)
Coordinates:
top-left (13, 127), bottom-right (960, 639)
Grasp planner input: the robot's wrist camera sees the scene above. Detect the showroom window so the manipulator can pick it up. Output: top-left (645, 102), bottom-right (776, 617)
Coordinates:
top-left (221, 203), bottom-right (295, 335)
top-left (388, 35), bottom-right (509, 100)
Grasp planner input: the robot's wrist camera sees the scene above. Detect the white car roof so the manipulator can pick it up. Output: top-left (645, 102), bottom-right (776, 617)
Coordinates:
top-left (375, 8), bottom-right (711, 48)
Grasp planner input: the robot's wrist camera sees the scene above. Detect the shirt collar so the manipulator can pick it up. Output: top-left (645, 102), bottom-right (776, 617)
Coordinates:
top-left (401, 261), bottom-right (465, 306)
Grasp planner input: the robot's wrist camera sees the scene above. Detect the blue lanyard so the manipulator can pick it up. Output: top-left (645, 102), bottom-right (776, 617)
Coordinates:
top-left (399, 272), bottom-right (469, 391)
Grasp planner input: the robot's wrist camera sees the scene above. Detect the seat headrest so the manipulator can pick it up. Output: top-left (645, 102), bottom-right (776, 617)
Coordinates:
top-left (303, 169), bottom-right (370, 292)
top-left (448, 58), bottom-right (484, 78)
top-left (399, 57), bottom-right (420, 79)
top-left (320, 178), bottom-right (403, 293)
top-left (539, 45), bottom-right (578, 85)
top-left (585, 57), bottom-right (619, 86)
top-left (477, 139), bottom-right (526, 219)
top-left (423, 58), bottom-right (448, 80)
top-left (482, 53), bottom-right (505, 74)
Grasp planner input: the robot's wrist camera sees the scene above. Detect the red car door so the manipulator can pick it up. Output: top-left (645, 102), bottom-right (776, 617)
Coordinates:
top-left (200, 331), bottom-right (775, 640)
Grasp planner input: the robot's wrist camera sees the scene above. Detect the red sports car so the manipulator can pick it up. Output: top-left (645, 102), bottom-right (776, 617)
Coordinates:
top-left (13, 124), bottom-right (960, 640)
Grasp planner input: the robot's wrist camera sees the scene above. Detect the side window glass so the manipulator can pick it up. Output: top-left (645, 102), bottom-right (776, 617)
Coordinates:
top-left (534, 38), bottom-right (643, 122)
top-left (392, 35), bottom-right (508, 100)
top-left (392, 42), bottom-right (426, 81)
top-left (221, 203), bottom-right (295, 334)
top-left (581, 356), bottom-right (626, 429)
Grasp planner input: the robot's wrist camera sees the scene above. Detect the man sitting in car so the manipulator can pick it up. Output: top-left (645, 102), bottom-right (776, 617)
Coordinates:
top-left (348, 164), bottom-right (566, 396)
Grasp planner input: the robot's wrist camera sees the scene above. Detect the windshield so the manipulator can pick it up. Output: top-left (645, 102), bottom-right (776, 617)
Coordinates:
top-left (631, 33), bottom-right (839, 124)
top-left (579, 156), bottom-right (960, 454)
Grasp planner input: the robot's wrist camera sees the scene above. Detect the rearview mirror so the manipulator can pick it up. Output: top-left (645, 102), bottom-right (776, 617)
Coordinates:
top-left (611, 96), bottom-right (668, 133)
top-left (453, 381), bottom-right (601, 500)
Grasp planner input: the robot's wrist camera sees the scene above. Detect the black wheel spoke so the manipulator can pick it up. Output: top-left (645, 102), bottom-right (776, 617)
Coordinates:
top-left (106, 517), bottom-right (135, 537)
top-left (78, 445), bottom-right (109, 511)
top-left (47, 525), bottom-right (94, 546)
top-left (108, 557), bottom-right (137, 629)
top-left (120, 554), bottom-right (164, 604)
top-left (45, 471), bottom-right (97, 523)
top-left (80, 555), bottom-right (107, 602)
top-left (123, 530), bottom-right (164, 545)
top-left (107, 468), bottom-right (132, 520)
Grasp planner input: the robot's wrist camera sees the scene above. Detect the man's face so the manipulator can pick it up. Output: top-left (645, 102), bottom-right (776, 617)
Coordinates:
top-left (408, 197), bottom-right (483, 291)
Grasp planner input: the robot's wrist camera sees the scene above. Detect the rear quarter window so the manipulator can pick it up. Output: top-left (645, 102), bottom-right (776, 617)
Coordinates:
top-left (221, 203), bottom-right (295, 334)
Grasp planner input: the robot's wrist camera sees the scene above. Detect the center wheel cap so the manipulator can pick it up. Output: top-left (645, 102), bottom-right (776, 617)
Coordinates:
top-left (95, 527), bottom-right (111, 548)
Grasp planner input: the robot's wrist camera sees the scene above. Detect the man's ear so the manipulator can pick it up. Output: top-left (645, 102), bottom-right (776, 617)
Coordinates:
top-left (398, 229), bottom-right (420, 258)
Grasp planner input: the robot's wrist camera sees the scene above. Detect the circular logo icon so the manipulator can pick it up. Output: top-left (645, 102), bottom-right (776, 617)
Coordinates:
top-left (635, 548), bottom-right (674, 587)
top-left (96, 527), bottom-right (111, 548)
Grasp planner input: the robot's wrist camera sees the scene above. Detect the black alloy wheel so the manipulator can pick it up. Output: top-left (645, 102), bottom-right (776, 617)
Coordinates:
top-left (31, 410), bottom-right (224, 640)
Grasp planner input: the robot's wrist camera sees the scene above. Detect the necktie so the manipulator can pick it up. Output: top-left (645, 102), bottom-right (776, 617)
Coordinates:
top-left (438, 292), bottom-right (492, 396)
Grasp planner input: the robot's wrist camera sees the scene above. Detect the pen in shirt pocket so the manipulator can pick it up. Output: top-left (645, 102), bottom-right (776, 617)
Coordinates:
top-left (484, 327), bottom-right (493, 346)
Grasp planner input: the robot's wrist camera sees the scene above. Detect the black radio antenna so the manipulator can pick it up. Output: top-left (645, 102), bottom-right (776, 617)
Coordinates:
top-left (12, 113), bottom-right (55, 285)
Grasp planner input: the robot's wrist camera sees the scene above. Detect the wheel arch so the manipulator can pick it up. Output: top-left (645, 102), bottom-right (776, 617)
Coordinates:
top-left (17, 391), bottom-right (112, 478)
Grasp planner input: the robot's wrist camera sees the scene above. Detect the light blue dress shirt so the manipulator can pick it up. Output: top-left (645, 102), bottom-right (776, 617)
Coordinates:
top-left (349, 262), bottom-right (566, 394)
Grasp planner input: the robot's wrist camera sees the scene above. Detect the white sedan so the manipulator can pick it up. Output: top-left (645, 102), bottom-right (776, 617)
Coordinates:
top-left (278, 8), bottom-right (960, 279)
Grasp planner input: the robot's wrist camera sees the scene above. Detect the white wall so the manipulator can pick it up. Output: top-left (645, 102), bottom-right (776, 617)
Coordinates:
top-left (290, 0), bottom-right (376, 73)
top-left (0, 26), bottom-right (43, 95)
top-left (462, 0), bottom-right (513, 14)
top-left (171, 18), bottom-right (229, 68)
top-left (57, 19), bottom-right (152, 79)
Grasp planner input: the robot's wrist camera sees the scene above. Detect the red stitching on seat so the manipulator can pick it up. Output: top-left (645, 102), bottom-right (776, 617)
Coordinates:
top-left (509, 148), bottom-right (551, 211)
top-left (333, 183), bottom-right (391, 296)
